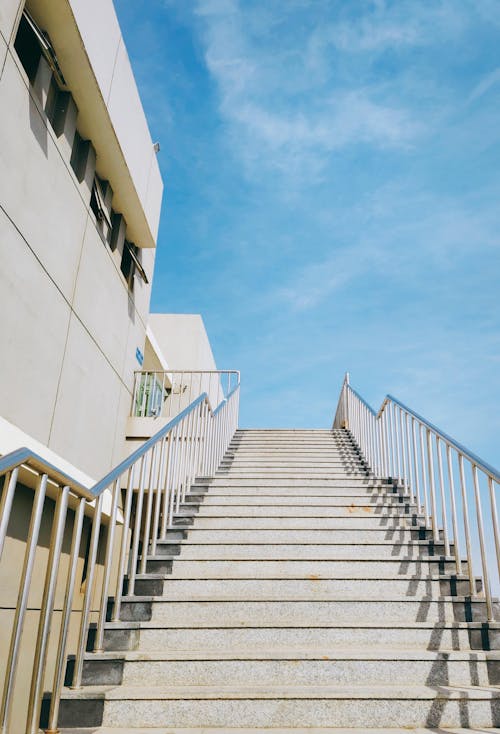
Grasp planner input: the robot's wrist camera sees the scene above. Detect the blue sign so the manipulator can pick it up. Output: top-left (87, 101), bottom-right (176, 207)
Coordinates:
top-left (136, 347), bottom-right (144, 366)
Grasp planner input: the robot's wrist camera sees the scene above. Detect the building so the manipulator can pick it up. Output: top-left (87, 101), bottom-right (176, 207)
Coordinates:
top-left (0, 0), bottom-right (220, 482)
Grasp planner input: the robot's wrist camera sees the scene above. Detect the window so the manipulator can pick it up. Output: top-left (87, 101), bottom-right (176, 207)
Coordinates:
top-left (121, 240), bottom-right (148, 289)
top-left (70, 131), bottom-right (94, 183)
top-left (14, 9), bottom-right (65, 86)
top-left (90, 176), bottom-right (113, 243)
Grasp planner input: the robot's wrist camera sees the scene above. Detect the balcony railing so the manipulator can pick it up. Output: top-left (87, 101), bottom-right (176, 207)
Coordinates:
top-left (132, 370), bottom-right (240, 418)
top-left (0, 378), bottom-right (240, 733)
top-left (333, 373), bottom-right (500, 619)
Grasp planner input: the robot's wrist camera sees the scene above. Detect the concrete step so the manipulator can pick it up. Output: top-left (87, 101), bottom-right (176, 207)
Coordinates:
top-left (154, 541), bottom-right (447, 560)
top-left (53, 684), bottom-right (500, 728)
top-left (137, 599), bottom-right (460, 625)
top-left (186, 517), bottom-right (416, 529)
top-left (199, 495), bottom-right (414, 506)
top-left (194, 506), bottom-right (415, 517)
top-left (110, 621), bottom-right (476, 653)
top-left (179, 529), bottom-right (420, 543)
top-left (56, 727), bottom-right (500, 734)
top-left (83, 649), bottom-right (497, 689)
top-left (197, 487), bottom-right (395, 497)
top-left (217, 473), bottom-right (370, 480)
top-left (145, 577), bottom-right (450, 599)
top-left (202, 479), bottom-right (382, 488)
top-left (159, 559), bottom-right (457, 578)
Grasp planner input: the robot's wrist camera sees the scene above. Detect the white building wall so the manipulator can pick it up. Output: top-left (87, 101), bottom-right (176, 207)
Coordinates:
top-left (0, 0), bottom-right (163, 478)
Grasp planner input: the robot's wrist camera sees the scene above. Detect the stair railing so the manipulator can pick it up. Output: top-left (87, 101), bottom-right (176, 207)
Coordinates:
top-left (333, 373), bottom-right (500, 621)
top-left (0, 380), bottom-right (239, 734)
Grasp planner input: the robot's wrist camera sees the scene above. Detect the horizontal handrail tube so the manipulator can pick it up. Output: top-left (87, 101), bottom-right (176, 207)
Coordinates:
top-left (0, 448), bottom-right (92, 499)
top-left (379, 395), bottom-right (499, 482)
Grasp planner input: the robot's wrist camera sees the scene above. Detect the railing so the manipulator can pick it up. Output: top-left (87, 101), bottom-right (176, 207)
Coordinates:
top-left (334, 373), bottom-right (500, 620)
top-left (0, 380), bottom-right (240, 734)
top-left (132, 370), bottom-right (240, 418)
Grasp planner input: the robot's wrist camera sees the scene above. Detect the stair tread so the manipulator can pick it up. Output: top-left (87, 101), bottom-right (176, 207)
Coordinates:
top-left (56, 728), bottom-right (500, 734)
top-left (59, 683), bottom-right (500, 700)
top-left (83, 648), bottom-right (499, 661)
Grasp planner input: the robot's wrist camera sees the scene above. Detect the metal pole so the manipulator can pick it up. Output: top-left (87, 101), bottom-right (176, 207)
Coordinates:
top-left (446, 445), bottom-right (462, 575)
top-left (0, 468), bottom-right (18, 560)
top-left (94, 479), bottom-right (121, 651)
top-left (0, 474), bottom-right (47, 733)
top-left (472, 466), bottom-right (493, 620)
top-left (46, 498), bottom-right (85, 733)
top-left (458, 454), bottom-right (476, 597)
top-left (71, 493), bottom-right (104, 689)
top-left (27, 486), bottom-right (70, 733)
top-left (112, 466), bottom-right (135, 622)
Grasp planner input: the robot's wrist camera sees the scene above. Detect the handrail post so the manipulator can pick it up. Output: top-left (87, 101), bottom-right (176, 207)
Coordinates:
top-left (0, 474), bottom-right (47, 734)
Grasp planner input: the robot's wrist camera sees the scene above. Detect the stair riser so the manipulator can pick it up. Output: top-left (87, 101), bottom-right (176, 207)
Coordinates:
top-left (204, 480), bottom-right (387, 488)
top-left (98, 698), bottom-right (500, 729)
top-left (135, 626), bottom-right (473, 652)
top-left (119, 659), bottom-right (494, 687)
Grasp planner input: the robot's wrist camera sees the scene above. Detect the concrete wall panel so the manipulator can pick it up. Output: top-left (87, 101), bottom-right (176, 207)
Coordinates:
top-left (0, 209), bottom-right (70, 444)
top-left (145, 150), bottom-right (163, 240)
top-left (0, 53), bottom-right (88, 300)
top-left (72, 224), bottom-right (130, 376)
top-left (68, 0), bottom-right (121, 103)
top-left (48, 314), bottom-right (122, 476)
top-left (0, 0), bottom-right (21, 45)
top-left (106, 40), bottom-right (153, 207)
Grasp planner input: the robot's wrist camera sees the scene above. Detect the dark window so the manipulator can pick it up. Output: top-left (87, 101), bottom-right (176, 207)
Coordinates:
top-left (70, 131), bottom-right (93, 183)
top-left (14, 14), bottom-right (42, 83)
top-left (121, 241), bottom-right (148, 289)
top-left (14, 10), bottom-right (65, 87)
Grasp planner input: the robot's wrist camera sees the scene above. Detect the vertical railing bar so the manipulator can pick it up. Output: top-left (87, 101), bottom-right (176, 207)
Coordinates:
top-left (161, 433), bottom-right (174, 538)
top-left (419, 423), bottom-right (430, 528)
top-left (458, 454), bottom-right (476, 598)
top-left (472, 466), bottom-right (493, 620)
top-left (436, 437), bottom-right (450, 557)
top-left (411, 417), bottom-right (421, 512)
top-left (94, 479), bottom-right (121, 652)
top-left (127, 456), bottom-right (146, 595)
top-left (446, 445), bottom-right (462, 574)
top-left (151, 438), bottom-right (167, 556)
top-left (46, 497), bottom-right (85, 733)
top-left (139, 447), bottom-right (158, 575)
top-left (0, 468), bottom-right (18, 560)
top-left (0, 473), bottom-right (47, 733)
top-left (27, 485), bottom-right (70, 734)
top-left (112, 466), bottom-right (135, 622)
top-left (71, 492), bottom-right (104, 689)
top-left (399, 407), bottom-right (407, 490)
top-left (426, 428), bottom-right (439, 543)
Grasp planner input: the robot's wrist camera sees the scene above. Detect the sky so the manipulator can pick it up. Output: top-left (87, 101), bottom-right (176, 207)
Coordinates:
top-left (114, 0), bottom-right (500, 468)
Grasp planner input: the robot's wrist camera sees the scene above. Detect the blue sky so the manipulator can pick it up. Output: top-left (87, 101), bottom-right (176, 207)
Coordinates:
top-left (114, 0), bottom-right (500, 467)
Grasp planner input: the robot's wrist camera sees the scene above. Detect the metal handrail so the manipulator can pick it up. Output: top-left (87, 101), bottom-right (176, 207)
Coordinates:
top-left (0, 447), bottom-right (92, 499)
top-left (0, 377), bottom-right (240, 734)
top-left (379, 395), bottom-right (500, 483)
top-left (132, 369), bottom-right (240, 419)
top-left (333, 373), bottom-right (500, 624)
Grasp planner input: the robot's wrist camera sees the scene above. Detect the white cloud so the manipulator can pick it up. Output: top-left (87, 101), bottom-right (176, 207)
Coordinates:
top-left (194, 0), bottom-right (428, 183)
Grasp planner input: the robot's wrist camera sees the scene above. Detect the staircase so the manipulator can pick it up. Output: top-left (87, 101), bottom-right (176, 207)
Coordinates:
top-left (56, 428), bottom-right (500, 732)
